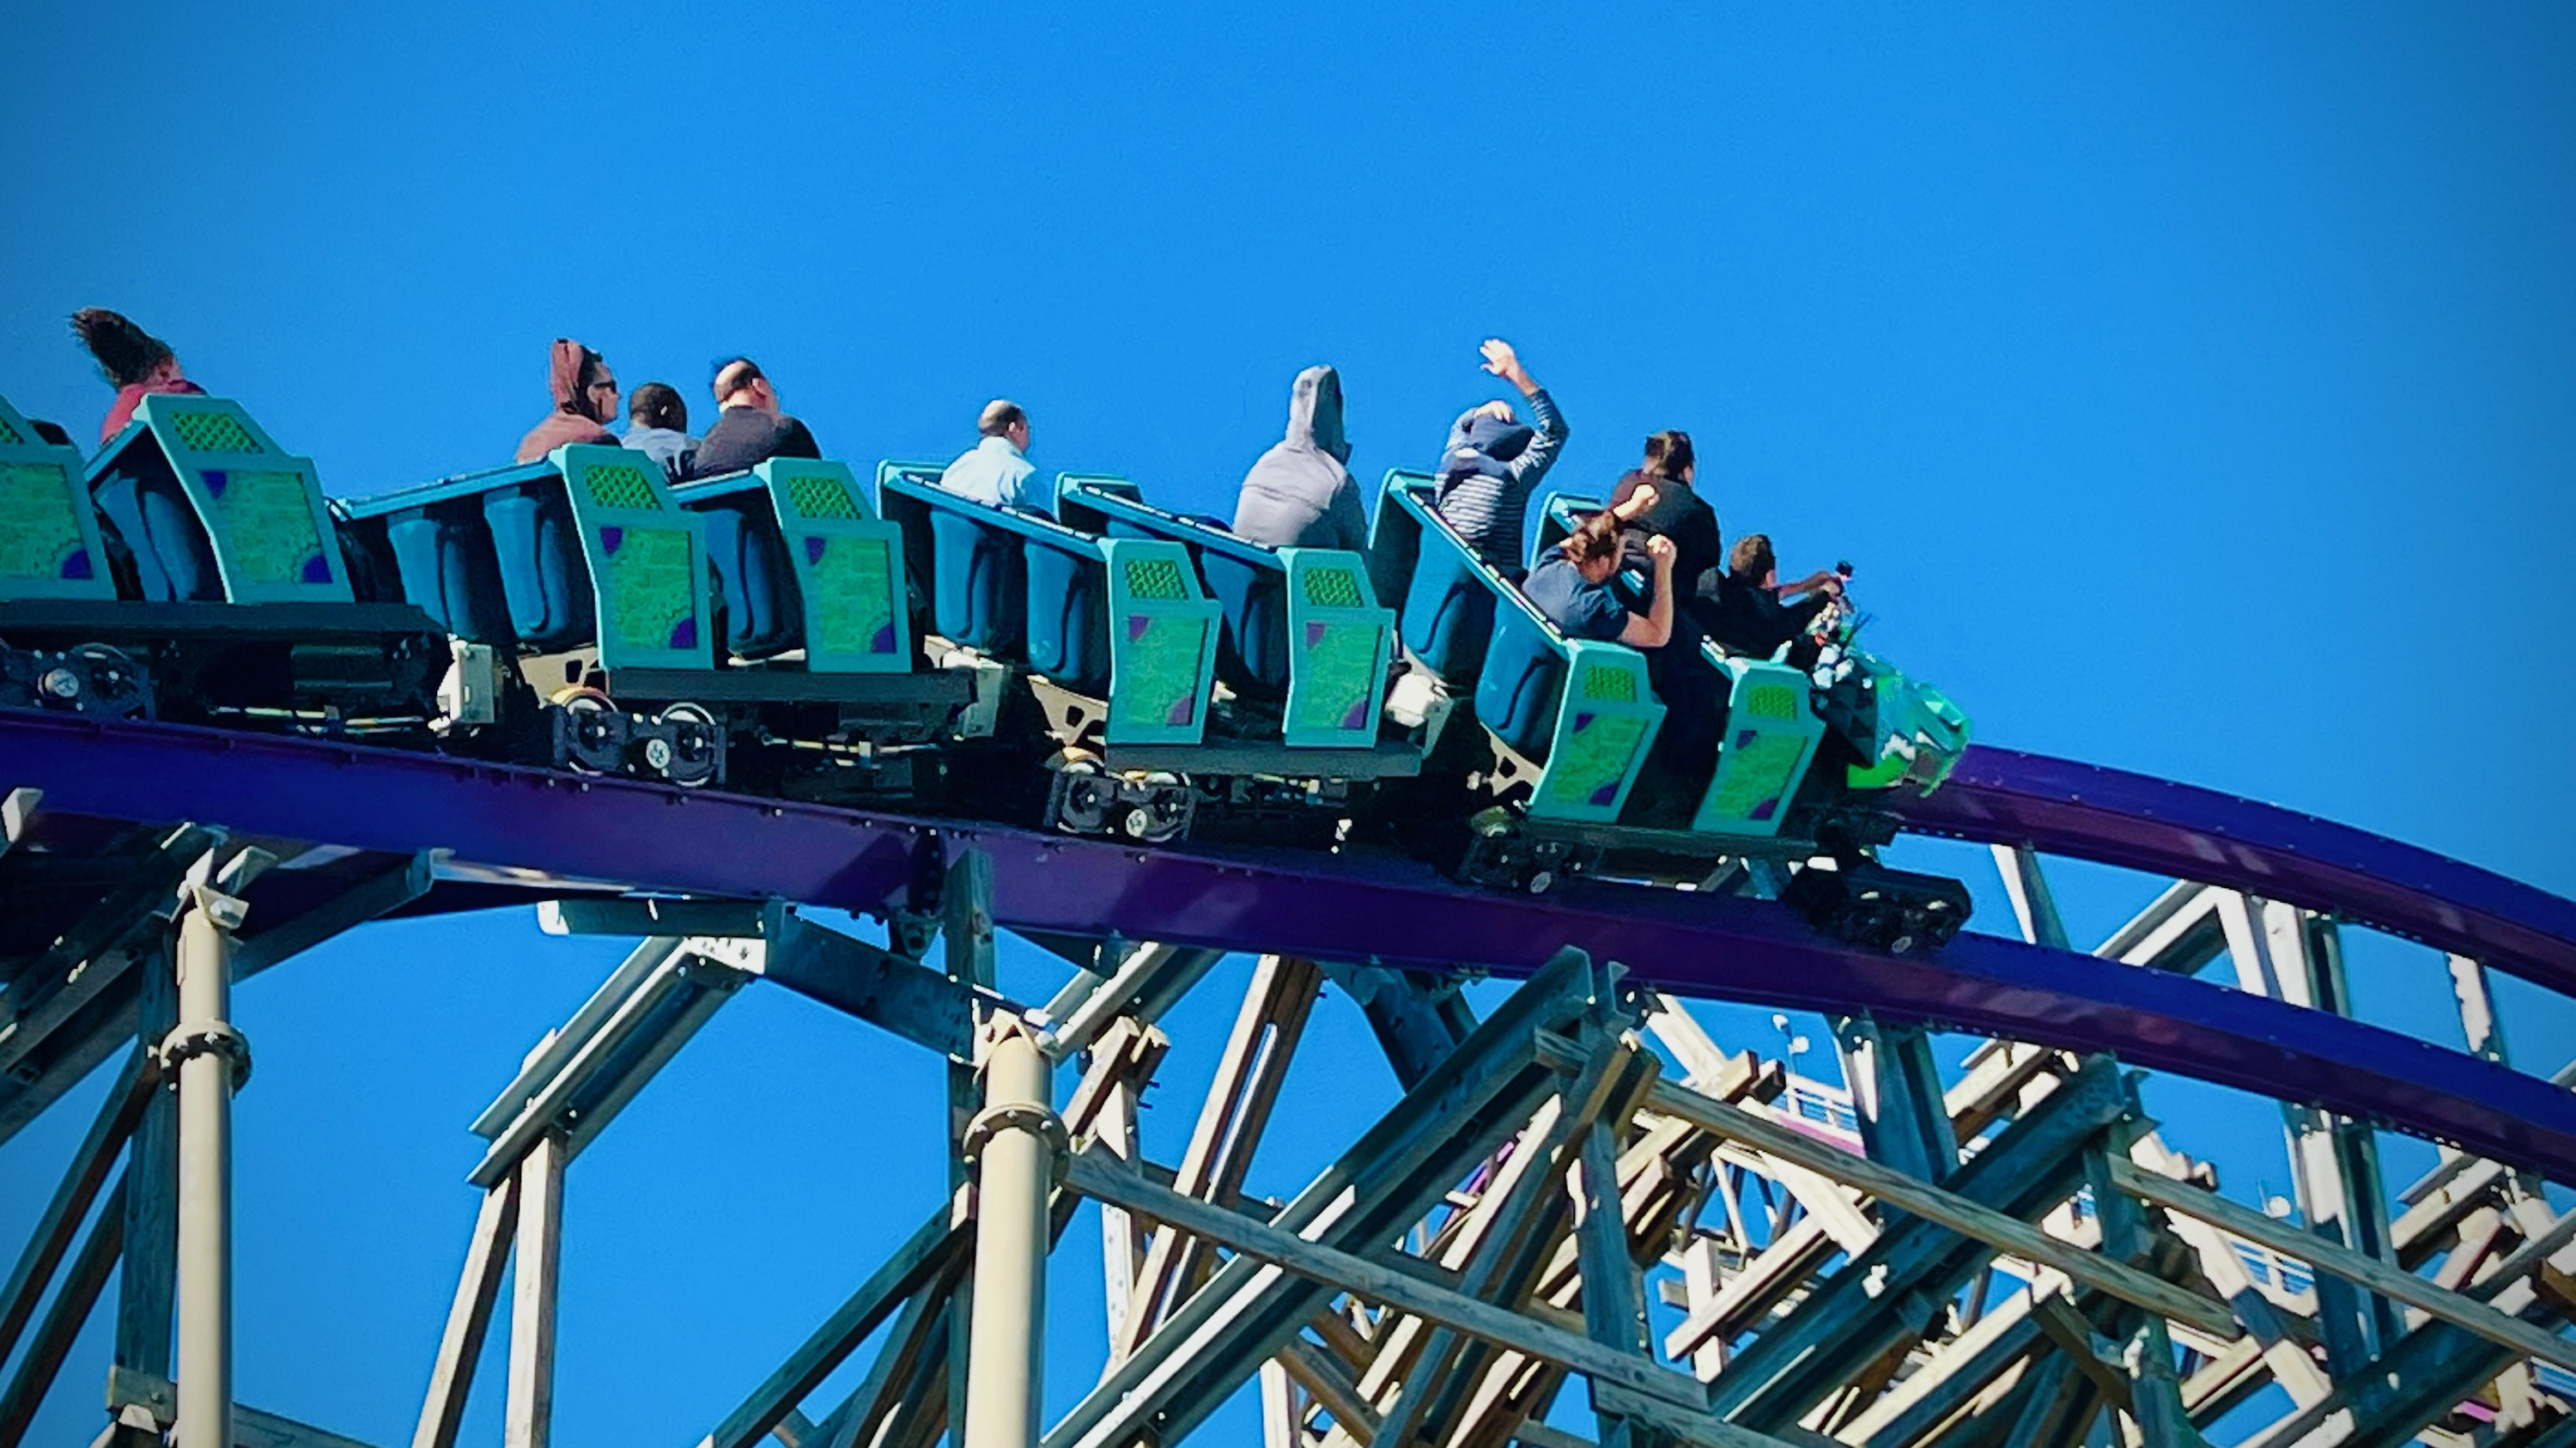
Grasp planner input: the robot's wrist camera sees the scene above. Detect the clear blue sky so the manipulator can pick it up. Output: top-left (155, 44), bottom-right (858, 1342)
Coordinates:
top-left (5, 4), bottom-right (2572, 1445)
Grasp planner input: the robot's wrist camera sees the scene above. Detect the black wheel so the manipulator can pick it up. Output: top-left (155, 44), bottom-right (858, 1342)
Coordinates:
top-left (557, 691), bottom-right (623, 776)
top-left (1054, 759), bottom-right (1115, 835)
top-left (658, 703), bottom-right (721, 788)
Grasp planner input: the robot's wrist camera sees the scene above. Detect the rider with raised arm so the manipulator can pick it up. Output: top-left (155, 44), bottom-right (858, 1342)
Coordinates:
top-left (1522, 502), bottom-right (1676, 648)
top-left (1431, 338), bottom-right (1568, 575)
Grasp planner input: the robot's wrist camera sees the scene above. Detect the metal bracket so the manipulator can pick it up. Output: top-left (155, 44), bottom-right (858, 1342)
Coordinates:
top-left (155, 1019), bottom-right (252, 1089)
top-left (959, 1100), bottom-right (1070, 1179)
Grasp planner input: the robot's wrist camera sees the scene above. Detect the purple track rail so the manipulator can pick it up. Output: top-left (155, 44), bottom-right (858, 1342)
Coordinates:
top-left (4, 713), bottom-right (2573, 1177)
top-left (1899, 746), bottom-right (2576, 994)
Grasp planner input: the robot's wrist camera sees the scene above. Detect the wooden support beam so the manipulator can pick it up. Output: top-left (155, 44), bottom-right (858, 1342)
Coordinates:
top-left (1279, 1334), bottom-right (1382, 1442)
top-left (697, 1201), bottom-right (965, 1448)
top-left (0, 1174), bottom-right (125, 1448)
top-left (1649, 1080), bottom-right (2236, 1338)
top-left (1062, 1151), bottom-right (1714, 1417)
top-left (410, 1179), bottom-right (519, 1448)
top-left (119, 941), bottom-right (179, 1380)
top-left (232, 853), bottom-right (432, 982)
top-left (504, 1134), bottom-right (564, 1448)
top-left (2112, 1158), bottom-right (2576, 1372)
top-left (0, 1050), bottom-right (151, 1366)
top-left (110, 1367), bottom-right (384, 1448)
top-left (1115, 956), bottom-right (1322, 1361)
top-left (1047, 950), bottom-right (1605, 1448)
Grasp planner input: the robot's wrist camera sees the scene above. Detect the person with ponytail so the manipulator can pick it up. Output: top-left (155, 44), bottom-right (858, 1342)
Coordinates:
top-left (1606, 429), bottom-right (1722, 593)
top-left (71, 308), bottom-right (206, 447)
top-left (515, 338), bottom-right (621, 463)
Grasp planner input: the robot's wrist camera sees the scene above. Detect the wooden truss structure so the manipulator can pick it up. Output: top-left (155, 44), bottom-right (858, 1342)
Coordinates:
top-left (2, 799), bottom-right (2573, 1448)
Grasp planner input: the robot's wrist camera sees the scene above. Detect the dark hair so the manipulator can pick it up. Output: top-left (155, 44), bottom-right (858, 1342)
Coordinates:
top-left (1642, 429), bottom-right (1695, 481)
top-left (631, 381), bottom-right (687, 431)
top-left (1728, 532), bottom-right (1776, 582)
top-left (70, 307), bottom-right (175, 388)
top-left (575, 348), bottom-right (610, 392)
top-left (1559, 514), bottom-right (1623, 567)
top-left (713, 357), bottom-right (765, 399)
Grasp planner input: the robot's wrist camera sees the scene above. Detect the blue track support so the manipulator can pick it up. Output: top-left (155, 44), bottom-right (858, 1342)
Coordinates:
top-left (5, 711), bottom-right (2573, 1179)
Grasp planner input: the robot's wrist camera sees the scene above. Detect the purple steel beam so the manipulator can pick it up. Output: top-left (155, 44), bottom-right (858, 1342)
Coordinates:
top-left (6, 713), bottom-right (2574, 1177)
top-left (1898, 746), bottom-right (2576, 994)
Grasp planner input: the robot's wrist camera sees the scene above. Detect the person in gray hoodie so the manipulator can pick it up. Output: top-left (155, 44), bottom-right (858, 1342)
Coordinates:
top-left (1431, 338), bottom-right (1567, 575)
top-left (1231, 365), bottom-right (1367, 552)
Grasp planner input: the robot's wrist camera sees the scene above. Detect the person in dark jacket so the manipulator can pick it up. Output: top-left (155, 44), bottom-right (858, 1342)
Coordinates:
top-left (71, 308), bottom-right (207, 446)
top-left (1607, 430), bottom-right (1722, 590)
top-left (1232, 365), bottom-right (1368, 552)
top-left (1701, 533), bottom-right (1844, 660)
top-left (623, 381), bottom-right (696, 483)
top-left (688, 357), bottom-right (822, 478)
top-left (515, 338), bottom-right (619, 462)
top-left (1431, 338), bottom-right (1567, 574)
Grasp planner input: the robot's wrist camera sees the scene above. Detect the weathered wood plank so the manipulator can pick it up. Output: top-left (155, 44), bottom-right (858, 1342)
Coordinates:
top-left (110, 1366), bottom-right (386, 1448)
top-left (505, 1134), bottom-right (564, 1448)
top-left (2113, 1158), bottom-right (2576, 1373)
top-left (0, 1051), bottom-right (149, 1365)
top-left (410, 1179), bottom-right (519, 1448)
top-left (1060, 1151), bottom-right (1705, 1411)
top-left (1648, 1080), bottom-right (2238, 1339)
top-left (697, 1198), bottom-right (965, 1448)
top-left (0, 1174), bottom-right (125, 1448)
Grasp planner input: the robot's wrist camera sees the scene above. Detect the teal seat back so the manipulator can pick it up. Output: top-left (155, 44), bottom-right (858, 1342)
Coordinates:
top-left (0, 393), bottom-right (113, 600)
top-left (85, 395), bottom-right (350, 604)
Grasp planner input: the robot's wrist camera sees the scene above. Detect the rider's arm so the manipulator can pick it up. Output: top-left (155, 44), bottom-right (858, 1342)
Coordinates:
top-left (1618, 541), bottom-right (1676, 648)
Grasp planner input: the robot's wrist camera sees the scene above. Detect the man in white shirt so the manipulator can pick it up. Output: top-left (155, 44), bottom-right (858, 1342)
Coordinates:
top-left (937, 399), bottom-right (1043, 513)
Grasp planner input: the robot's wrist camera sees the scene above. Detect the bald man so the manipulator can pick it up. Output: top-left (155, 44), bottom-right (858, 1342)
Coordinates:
top-left (687, 357), bottom-right (822, 478)
top-left (935, 399), bottom-right (1045, 514)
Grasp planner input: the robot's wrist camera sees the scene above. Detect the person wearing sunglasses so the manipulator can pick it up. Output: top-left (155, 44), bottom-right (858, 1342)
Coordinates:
top-left (516, 338), bottom-right (620, 462)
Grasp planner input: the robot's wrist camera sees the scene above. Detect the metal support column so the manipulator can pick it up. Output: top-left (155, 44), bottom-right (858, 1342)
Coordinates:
top-left (961, 1019), bottom-right (1059, 1448)
top-left (169, 850), bottom-right (263, 1448)
top-left (1832, 1011), bottom-right (1955, 1184)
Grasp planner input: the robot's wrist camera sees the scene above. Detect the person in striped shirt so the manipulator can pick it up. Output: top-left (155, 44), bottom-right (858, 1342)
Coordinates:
top-left (1430, 338), bottom-right (1568, 575)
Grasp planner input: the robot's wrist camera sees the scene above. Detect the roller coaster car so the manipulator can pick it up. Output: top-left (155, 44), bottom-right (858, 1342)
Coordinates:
top-left (880, 465), bottom-right (1406, 844)
top-left (335, 449), bottom-right (972, 792)
top-left (1366, 477), bottom-right (1971, 942)
top-left (0, 391), bottom-right (447, 738)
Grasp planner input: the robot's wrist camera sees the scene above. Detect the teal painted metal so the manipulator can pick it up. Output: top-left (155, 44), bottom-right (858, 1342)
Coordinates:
top-left (1099, 537), bottom-right (1220, 747)
top-left (0, 393), bottom-right (113, 602)
top-left (1277, 547), bottom-right (1392, 749)
top-left (1376, 475), bottom-right (1666, 824)
top-left (1050, 471), bottom-right (1394, 751)
top-left (550, 444), bottom-right (714, 672)
top-left (1842, 655), bottom-right (1971, 794)
top-left (678, 459), bottom-right (910, 673)
top-left (114, 395), bottom-right (351, 603)
top-left (1692, 655), bottom-right (1825, 836)
top-left (1527, 639), bottom-right (1665, 823)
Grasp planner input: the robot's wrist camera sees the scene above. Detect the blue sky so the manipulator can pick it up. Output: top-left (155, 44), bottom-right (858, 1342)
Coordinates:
top-left (4, 3), bottom-right (2573, 1445)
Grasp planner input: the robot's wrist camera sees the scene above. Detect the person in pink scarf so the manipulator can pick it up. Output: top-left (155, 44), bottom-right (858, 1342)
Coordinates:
top-left (514, 338), bottom-right (620, 462)
top-left (73, 308), bottom-right (207, 447)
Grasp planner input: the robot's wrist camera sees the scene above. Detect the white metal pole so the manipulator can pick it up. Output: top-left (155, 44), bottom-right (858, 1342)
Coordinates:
top-left (172, 881), bottom-right (243, 1448)
top-left (962, 1020), bottom-right (1058, 1448)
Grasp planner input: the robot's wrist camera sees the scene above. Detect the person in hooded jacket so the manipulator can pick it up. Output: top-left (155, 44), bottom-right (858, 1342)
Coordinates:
top-left (1231, 365), bottom-right (1367, 552)
top-left (72, 308), bottom-right (208, 447)
top-left (1431, 338), bottom-right (1567, 575)
top-left (516, 338), bottom-right (620, 463)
